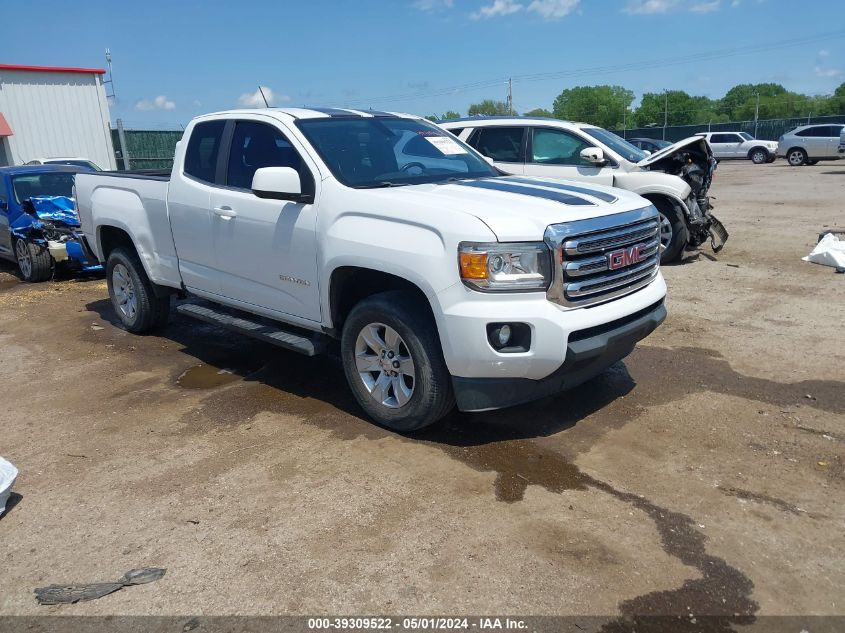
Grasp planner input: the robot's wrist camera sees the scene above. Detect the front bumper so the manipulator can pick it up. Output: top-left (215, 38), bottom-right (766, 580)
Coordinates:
top-left (452, 299), bottom-right (666, 412)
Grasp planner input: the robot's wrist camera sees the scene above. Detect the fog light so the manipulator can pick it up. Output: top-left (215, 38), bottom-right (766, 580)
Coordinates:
top-left (497, 324), bottom-right (512, 347)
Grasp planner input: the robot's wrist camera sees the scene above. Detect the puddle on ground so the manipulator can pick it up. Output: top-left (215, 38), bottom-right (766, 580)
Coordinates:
top-left (177, 364), bottom-right (243, 389)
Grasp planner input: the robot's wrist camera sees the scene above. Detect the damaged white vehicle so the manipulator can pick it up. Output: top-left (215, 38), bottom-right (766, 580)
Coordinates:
top-left (440, 117), bottom-right (728, 263)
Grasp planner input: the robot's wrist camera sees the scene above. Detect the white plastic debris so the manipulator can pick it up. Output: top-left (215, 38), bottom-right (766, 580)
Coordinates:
top-left (803, 233), bottom-right (845, 272)
top-left (0, 457), bottom-right (18, 515)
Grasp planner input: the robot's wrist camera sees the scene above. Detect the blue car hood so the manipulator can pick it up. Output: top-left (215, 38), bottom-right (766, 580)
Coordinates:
top-left (28, 196), bottom-right (80, 227)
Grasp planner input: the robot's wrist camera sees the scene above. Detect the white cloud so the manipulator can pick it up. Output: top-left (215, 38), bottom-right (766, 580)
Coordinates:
top-left (192, 99), bottom-right (202, 107)
top-left (690, 0), bottom-right (720, 12)
top-left (624, 0), bottom-right (678, 14)
top-left (527, 0), bottom-right (579, 19)
top-left (135, 95), bottom-right (176, 111)
top-left (471, 0), bottom-right (524, 19)
top-left (412, 0), bottom-right (453, 9)
top-left (624, 0), bottom-right (723, 12)
top-left (819, 50), bottom-right (830, 58)
top-left (237, 86), bottom-right (290, 108)
top-left (815, 66), bottom-right (842, 79)
top-left (730, 0), bottom-right (740, 6)
top-left (472, 0), bottom-right (579, 19)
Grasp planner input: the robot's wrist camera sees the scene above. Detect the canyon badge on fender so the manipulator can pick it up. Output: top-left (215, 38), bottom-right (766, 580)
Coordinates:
top-left (279, 274), bottom-right (311, 286)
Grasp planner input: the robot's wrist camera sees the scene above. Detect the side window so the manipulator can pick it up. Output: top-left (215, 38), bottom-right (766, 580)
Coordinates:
top-left (710, 133), bottom-right (732, 143)
top-left (226, 121), bottom-right (306, 191)
top-left (474, 127), bottom-right (524, 162)
top-left (446, 128), bottom-right (465, 138)
top-left (530, 128), bottom-right (592, 166)
top-left (184, 120), bottom-right (225, 183)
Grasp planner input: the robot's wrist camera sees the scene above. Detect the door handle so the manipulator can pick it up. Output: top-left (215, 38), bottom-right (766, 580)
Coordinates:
top-left (213, 206), bottom-right (237, 219)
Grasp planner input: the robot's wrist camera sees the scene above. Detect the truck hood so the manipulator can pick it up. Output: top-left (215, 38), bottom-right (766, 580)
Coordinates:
top-left (375, 176), bottom-right (652, 241)
top-left (637, 136), bottom-right (712, 168)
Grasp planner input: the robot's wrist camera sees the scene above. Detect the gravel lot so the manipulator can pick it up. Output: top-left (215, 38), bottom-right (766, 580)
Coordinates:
top-left (0, 161), bottom-right (843, 622)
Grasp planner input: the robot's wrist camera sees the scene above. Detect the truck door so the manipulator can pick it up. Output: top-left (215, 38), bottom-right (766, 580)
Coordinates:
top-left (209, 119), bottom-right (321, 322)
top-left (522, 127), bottom-right (615, 186)
top-left (167, 120), bottom-right (226, 294)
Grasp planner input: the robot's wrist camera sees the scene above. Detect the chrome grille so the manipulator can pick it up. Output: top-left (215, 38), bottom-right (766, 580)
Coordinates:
top-left (545, 206), bottom-right (661, 308)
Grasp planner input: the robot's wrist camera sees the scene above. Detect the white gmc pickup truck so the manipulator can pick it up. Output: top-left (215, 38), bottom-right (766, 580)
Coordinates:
top-left (75, 108), bottom-right (667, 431)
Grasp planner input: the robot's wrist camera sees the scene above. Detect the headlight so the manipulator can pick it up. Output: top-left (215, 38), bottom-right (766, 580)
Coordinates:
top-left (458, 241), bottom-right (552, 292)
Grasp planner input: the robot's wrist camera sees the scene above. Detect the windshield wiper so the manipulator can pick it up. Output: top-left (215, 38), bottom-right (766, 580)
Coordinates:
top-left (358, 181), bottom-right (412, 189)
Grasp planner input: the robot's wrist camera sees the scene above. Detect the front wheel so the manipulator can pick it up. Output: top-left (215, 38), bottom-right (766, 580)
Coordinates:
top-left (14, 238), bottom-right (52, 282)
top-left (106, 247), bottom-right (170, 333)
top-left (654, 202), bottom-right (688, 264)
top-left (341, 291), bottom-right (454, 432)
top-left (787, 148), bottom-right (807, 166)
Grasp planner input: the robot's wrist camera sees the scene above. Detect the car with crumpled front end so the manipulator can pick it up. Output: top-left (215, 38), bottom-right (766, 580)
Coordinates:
top-left (0, 165), bottom-right (101, 282)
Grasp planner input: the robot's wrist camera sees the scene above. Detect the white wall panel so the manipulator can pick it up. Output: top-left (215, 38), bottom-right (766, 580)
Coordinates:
top-left (0, 69), bottom-right (116, 169)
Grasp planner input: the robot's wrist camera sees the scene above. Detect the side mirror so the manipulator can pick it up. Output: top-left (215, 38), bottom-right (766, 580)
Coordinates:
top-left (252, 167), bottom-right (312, 203)
top-left (579, 147), bottom-right (605, 165)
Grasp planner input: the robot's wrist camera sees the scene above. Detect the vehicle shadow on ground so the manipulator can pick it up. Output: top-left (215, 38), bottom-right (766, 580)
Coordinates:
top-left (820, 170), bottom-right (845, 175)
top-left (0, 493), bottom-right (23, 521)
top-left (84, 297), bottom-right (636, 448)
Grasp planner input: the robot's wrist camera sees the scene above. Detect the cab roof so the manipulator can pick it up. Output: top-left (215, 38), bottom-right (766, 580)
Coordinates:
top-left (196, 107), bottom-right (420, 121)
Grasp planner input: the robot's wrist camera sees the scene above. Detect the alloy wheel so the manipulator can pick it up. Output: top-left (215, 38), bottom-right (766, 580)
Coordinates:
top-left (659, 214), bottom-right (673, 252)
top-left (354, 323), bottom-right (415, 409)
top-left (788, 150), bottom-right (805, 166)
top-left (112, 263), bottom-right (138, 321)
top-left (15, 241), bottom-right (32, 279)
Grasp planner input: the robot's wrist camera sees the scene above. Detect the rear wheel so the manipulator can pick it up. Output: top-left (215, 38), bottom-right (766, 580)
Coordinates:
top-left (341, 291), bottom-right (454, 432)
top-left (106, 247), bottom-right (170, 333)
top-left (749, 148), bottom-right (769, 164)
top-left (787, 148), bottom-right (807, 166)
top-left (14, 238), bottom-right (52, 282)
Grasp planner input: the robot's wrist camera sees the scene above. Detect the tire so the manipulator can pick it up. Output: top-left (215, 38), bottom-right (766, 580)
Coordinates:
top-left (787, 148), bottom-right (807, 166)
top-left (14, 238), bottom-right (52, 282)
top-left (649, 198), bottom-right (688, 264)
top-left (749, 147), bottom-right (769, 164)
top-left (106, 246), bottom-right (170, 333)
top-left (341, 290), bottom-right (454, 432)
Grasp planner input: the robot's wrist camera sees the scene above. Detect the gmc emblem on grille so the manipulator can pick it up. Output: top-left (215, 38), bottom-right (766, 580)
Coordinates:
top-left (607, 243), bottom-right (647, 270)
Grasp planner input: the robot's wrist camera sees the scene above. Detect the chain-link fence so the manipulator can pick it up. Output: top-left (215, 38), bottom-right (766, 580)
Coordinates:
top-left (614, 114), bottom-right (845, 143)
top-left (110, 128), bottom-right (184, 170)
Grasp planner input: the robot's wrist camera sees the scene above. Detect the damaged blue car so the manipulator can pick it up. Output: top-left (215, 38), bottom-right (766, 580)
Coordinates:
top-left (0, 165), bottom-right (102, 282)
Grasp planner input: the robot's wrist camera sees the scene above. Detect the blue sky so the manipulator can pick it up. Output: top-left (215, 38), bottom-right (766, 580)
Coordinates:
top-left (3, 0), bottom-right (844, 127)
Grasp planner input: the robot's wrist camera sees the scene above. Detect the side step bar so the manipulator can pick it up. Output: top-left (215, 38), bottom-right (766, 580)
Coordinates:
top-left (176, 303), bottom-right (329, 356)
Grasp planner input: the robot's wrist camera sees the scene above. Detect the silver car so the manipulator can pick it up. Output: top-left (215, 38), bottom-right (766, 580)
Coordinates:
top-left (777, 124), bottom-right (845, 166)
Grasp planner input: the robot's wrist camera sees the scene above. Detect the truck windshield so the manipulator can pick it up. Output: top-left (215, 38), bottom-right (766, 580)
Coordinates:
top-left (740, 132), bottom-right (754, 141)
top-left (11, 172), bottom-right (77, 204)
top-left (296, 117), bottom-right (497, 188)
top-left (582, 127), bottom-right (649, 163)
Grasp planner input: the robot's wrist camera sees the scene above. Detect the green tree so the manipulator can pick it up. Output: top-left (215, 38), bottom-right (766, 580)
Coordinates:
top-left (552, 85), bottom-right (634, 128)
top-left (525, 107), bottom-right (553, 117)
top-left (425, 110), bottom-right (462, 121)
top-left (633, 90), bottom-right (720, 127)
top-left (468, 100), bottom-right (514, 116)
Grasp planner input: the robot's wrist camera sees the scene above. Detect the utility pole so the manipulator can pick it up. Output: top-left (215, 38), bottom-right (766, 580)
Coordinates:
top-left (506, 78), bottom-right (513, 115)
top-left (662, 91), bottom-right (668, 141)
top-left (753, 92), bottom-right (760, 138)
top-left (103, 49), bottom-right (116, 103)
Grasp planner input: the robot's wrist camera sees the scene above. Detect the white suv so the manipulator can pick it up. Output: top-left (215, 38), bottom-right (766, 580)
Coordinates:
top-left (695, 132), bottom-right (778, 164)
top-left (440, 117), bottom-right (727, 263)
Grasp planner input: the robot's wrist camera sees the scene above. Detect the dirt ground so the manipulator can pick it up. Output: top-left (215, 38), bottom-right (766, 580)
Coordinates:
top-left (0, 161), bottom-right (843, 623)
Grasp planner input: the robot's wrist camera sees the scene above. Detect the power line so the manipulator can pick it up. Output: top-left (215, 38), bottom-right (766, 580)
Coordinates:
top-left (337, 30), bottom-right (845, 108)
